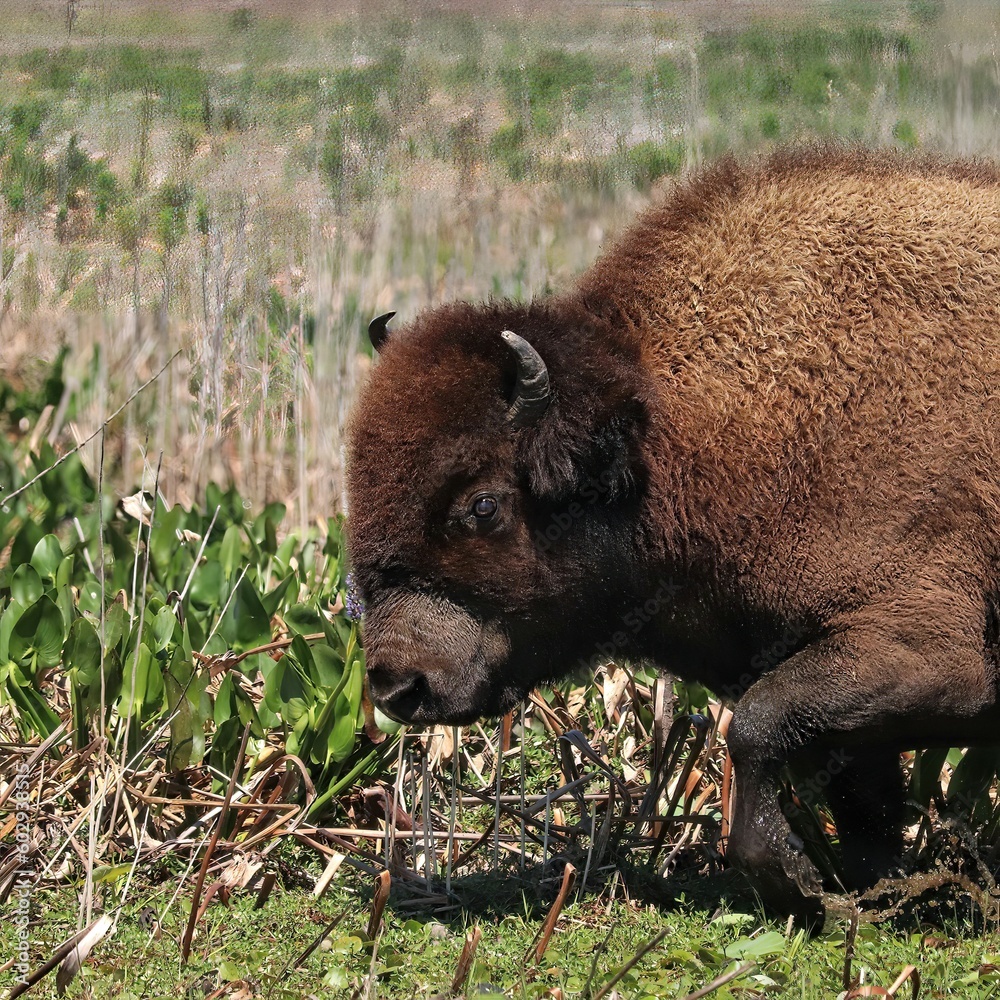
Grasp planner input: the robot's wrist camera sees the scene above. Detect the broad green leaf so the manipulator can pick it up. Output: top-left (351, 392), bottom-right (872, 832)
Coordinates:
top-left (252, 503), bottom-right (286, 549)
top-left (152, 606), bottom-right (179, 652)
top-left (328, 689), bottom-right (356, 763)
top-left (91, 864), bottom-right (133, 884)
top-left (286, 725), bottom-right (302, 761)
top-left (262, 515), bottom-right (279, 556)
top-left (242, 522), bottom-right (263, 565)
top-left (166, 674), bottom-right (193, 771)
top-left (219, 961), bottom-right (241, 983)
top-left (372, 705), bottom-right (402, 735)
top-left (323, 518), bottom-right (343, 558)
top-left (308, 690), bottom-right (338, 766)
top-left (5, 679), bottom-right (62, 739)
top-left (201, 632), bottom-right (228, 658)
top-left (218, 575), bottom-right (271, 653)
top-left (10, 596), bottom-right (65, 667)
top-left (148, 503), bottom-right (185, 571)
top-left (261, 574), bottom-right (295, 618)
top-left (299, 539), bottom-right (317, 579)
top-left (727, 931), bottom-right (787, 960)
top-left (948, 747), bottom-right (1000, 815)
top-left (288, 634), bottom-right (317, 680)
top-left (188, 559), bottom-right (224, 609)
top-left (274, 535), bottom-right (297, 573)
top-left (205, 481), bottom-right (225, 519)
top-left (214, 673), bottom-right (237, 727)
top-left (344, 651), bottom-right (364, 720)
top-left (101, 601), bottom-right (129, 654)
top-left (264, 645), bottom-right (312, 724)
top-left (55, 580), bottom-right (74, 636)
top-left (311, 643), bottom-right (344, 690)
top-left (238, 652), bottom-right (271, 681)
top-left (64, 617), bottom-right (102, 687)
top-left (166, 649), bottom-right (208, 770)
top-left (10, 518), bottom-right (44, 569)
top-left (30, 534), bottom-right (64, 581)
top-left (10, 564), bottom-right (43, 606)
top-left (255, 658), bottom-right (282, 728)
top-left (185, 608), bottom-right (206, 653)
top-left (323, 612), bottom-right (353, 650)
top-left (256, 702), bottom-right (281, 729)
top-left (0, 506), bottom-right (17, 552)
top-left (120, 643), bottom-right (154, 717)
top-left (143, 641), bottom-right (165, 717)
top-left (213, 714), bottom-right (241, 753)
top-left (220, 524), bottom-right (244, 579)
top-left (77, 581), bottom-right (105, 616)
top-left (233, 683), bottom-right (264, 737)
top-left (55, 554), bottom-right (74, 589)
top-left (45, 450), bottom-right (95, 508)
top-left (285, 603), bottom-right (322, 636)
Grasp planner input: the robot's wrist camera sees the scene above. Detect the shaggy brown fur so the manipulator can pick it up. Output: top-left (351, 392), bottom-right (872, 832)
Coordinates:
top-left (346, 147), bottom-right (1000, 925)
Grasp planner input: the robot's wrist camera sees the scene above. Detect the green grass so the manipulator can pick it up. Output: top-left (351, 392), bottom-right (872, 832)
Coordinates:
top-left (3, 866), bottom-right (1000, 999)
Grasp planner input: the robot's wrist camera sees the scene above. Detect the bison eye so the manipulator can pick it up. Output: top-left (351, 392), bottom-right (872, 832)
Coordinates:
top-left (471, 494), bottom-right (499, 521)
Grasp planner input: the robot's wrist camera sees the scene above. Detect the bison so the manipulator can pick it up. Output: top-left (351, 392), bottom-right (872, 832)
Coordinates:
top-left (345, 147), bottom-right (1000, 925)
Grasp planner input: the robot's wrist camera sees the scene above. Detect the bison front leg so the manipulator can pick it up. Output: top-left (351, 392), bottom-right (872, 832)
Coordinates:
top-left (727, 742), bottom-right (902, 926)
top-left (725, 745), bottom-right (826, 927)
top-left (724, 614), bottom-right (990, 928)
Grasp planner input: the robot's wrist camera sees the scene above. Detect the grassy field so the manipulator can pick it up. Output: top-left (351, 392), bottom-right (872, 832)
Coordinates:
top-left (4, 1), bottom-right (1000, 997)
top-left (5, 873), bottom-right (1000, 999)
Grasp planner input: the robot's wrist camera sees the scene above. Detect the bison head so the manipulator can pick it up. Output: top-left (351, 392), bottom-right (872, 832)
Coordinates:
top-left (346, 299), bottom-right (650, 725)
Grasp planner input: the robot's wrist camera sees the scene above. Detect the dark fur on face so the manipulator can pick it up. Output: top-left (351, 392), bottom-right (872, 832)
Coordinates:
top-left (347, 297), bottom-right (654, 723)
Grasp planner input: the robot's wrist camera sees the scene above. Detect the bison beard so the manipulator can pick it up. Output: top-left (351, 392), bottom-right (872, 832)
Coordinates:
top-left (346, 147), bottom-right (1000, 929)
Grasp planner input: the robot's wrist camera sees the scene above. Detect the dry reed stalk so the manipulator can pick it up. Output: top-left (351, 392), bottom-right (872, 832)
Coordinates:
top-left (181, 721), bottom-right (252, 961)
top-left (720, 750), bottom-right (733, 853)
top-left (8, 914), bottom-right (113, 1000)
top-left (843, 907), bottom-right (860, 992)
top-left (532, 861), bottom-right (577, 965)
top-left (451, 924), bottom-right (482, 995)
top-left (366, 869), bottom-right (392, 940)
top-left (447, 724), bottom-right (459, 894)
top-left (886, 965), bottom-right (920, 999)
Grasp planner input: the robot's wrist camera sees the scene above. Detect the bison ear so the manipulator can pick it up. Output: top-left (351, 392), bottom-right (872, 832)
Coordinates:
top-left (517, 389), bottom-right (647, 505)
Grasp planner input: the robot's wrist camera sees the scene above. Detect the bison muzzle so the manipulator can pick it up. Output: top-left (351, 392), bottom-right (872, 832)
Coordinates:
top-left (346, 147), bottom-right (1000, 926)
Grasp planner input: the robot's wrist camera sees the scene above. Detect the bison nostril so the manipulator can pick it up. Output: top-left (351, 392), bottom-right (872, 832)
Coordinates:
top-left (368, 668), bottom-right (427, 723)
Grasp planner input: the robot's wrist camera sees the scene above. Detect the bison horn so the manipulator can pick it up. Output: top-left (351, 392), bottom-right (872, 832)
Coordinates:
top-left (501, 330), bottom-right (551, 427)
top-left (368, 311), bottom-right (395, 353)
